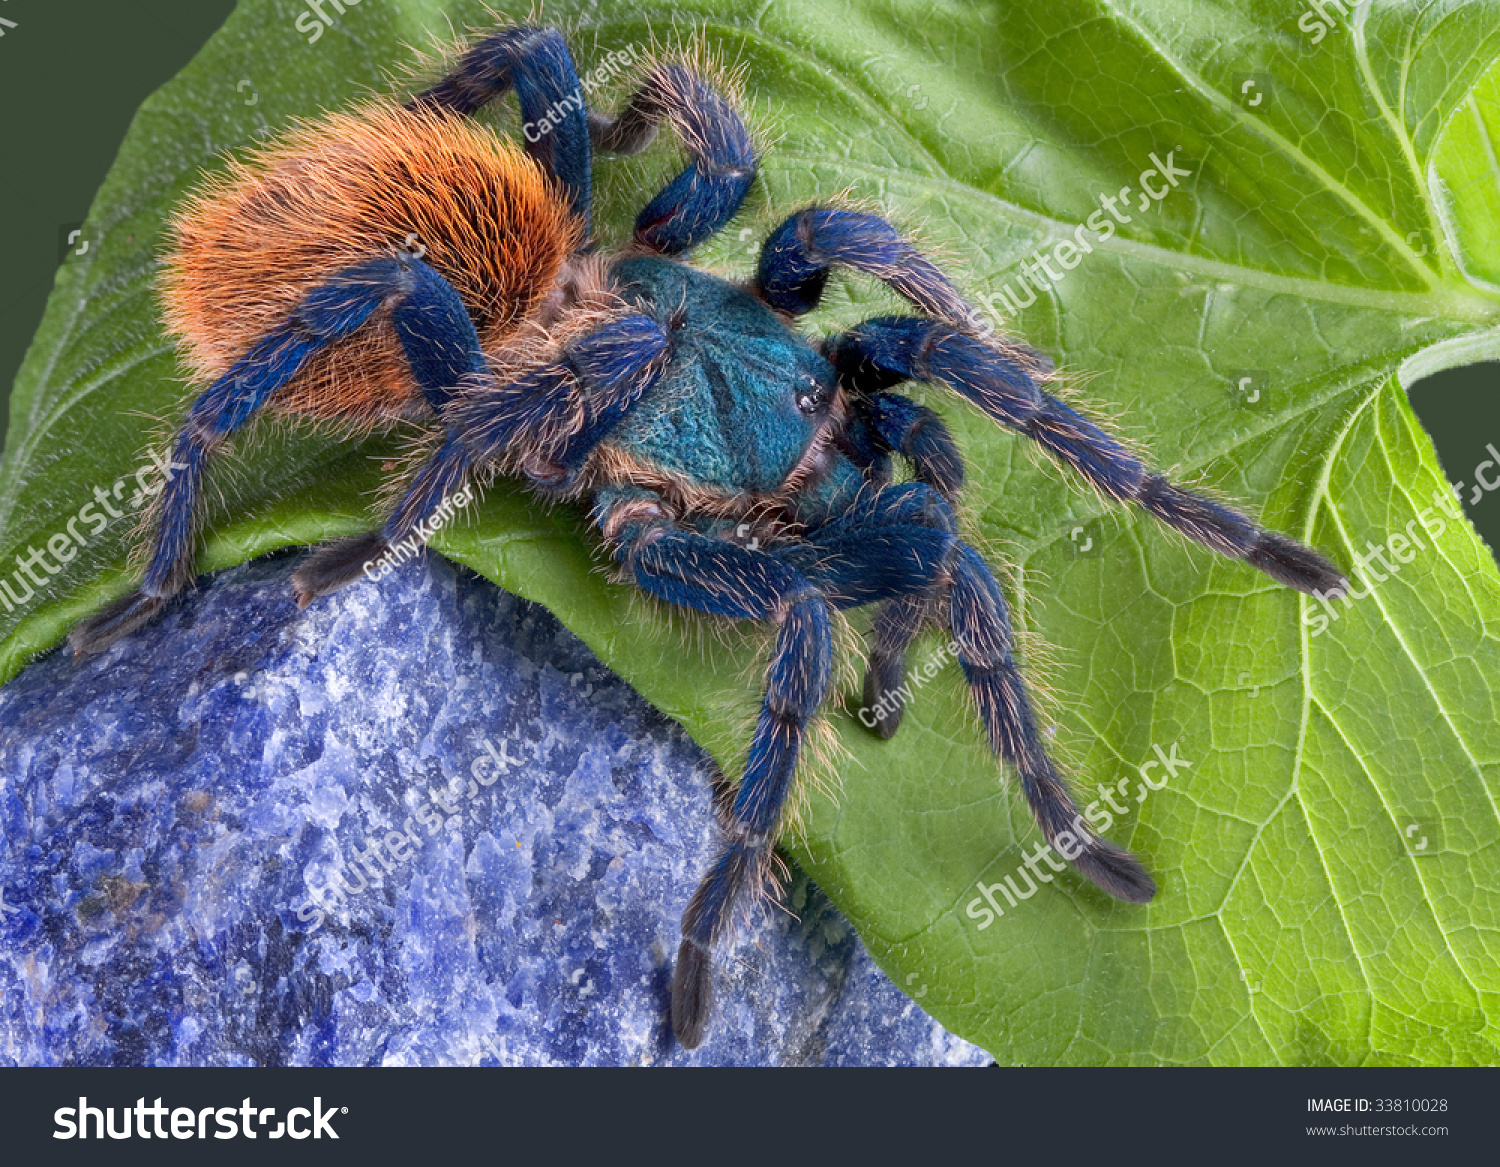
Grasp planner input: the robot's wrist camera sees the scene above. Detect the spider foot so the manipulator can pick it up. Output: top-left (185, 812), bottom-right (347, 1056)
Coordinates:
top-left (1071, 834), bottom-right (1157, 904)
top-left (1247, 532), bottom-right (1348, 598)
top-left (291, 532), bottom-right (391, 607)
top-left (69, 590), bottom-right (167, 658)
top-left (670, 938), bottom-right (713, 1050)
top-left (860, 655), bottom-right (906, 739)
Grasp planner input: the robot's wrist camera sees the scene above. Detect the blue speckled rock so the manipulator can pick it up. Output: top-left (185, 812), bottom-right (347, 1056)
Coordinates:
top-left (0, 552), bottom-right (987, 1066)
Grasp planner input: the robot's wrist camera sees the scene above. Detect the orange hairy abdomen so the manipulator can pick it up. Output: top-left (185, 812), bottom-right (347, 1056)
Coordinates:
top-left (161, 100), bottom-right (580, 421)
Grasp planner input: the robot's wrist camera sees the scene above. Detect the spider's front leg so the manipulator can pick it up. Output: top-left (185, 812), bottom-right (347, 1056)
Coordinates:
top-left (755, 207), bottom-right (1347, 596)
top-left (70, 253), bottom-right (481, 656)
top-left (411, 24), bottom-right (758, 254)
top-left (758, 207), bottom-right (983, 328)
top-left (790, 482), bottom-right (1155, 906)
top-left (602, 480), bottom-right (1151, 1047)
top-left (829, 316), bottom-right (1348, 596)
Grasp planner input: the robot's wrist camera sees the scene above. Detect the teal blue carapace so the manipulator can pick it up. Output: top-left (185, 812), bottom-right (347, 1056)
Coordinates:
top-left (607, 256), bottom-right (845, 499)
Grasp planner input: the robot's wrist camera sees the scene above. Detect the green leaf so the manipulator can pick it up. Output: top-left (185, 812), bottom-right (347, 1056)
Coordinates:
top-left (4, 0), bottom-right (1499, 1064)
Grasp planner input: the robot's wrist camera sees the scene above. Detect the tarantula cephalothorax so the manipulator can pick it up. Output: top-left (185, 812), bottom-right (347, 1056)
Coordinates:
top-left (69, 24), bottom-right (1348, 1048)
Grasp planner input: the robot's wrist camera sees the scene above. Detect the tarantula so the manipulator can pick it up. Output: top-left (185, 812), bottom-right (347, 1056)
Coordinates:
top-left (68, 24), bottom-right (1347, 1049)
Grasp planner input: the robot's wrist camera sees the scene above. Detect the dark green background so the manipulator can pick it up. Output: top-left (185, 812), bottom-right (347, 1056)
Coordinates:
top-left (0, 0), bottom-right (236, 458)
top-left (2, 0), bottom-right (1498, 560)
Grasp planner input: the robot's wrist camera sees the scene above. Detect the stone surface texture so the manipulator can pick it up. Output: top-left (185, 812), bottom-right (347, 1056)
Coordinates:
top-left (0, 552), bottom-right (988, 1066)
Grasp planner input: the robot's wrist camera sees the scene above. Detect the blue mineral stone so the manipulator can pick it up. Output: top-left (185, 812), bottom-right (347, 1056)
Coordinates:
top-left (0, 551), bottom-right (988, 1066)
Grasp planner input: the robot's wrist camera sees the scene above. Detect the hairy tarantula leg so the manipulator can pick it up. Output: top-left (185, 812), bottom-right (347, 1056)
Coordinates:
top-left (599, 496), bottom-right (833, 1049)
top-left (590, 63), bottom-right (757, 254)
top-left (828, 317), bottom-right (1350, 598)
top-left (831, 397), bottom-right (965, 737)
top-left (861, 593), bottom-right (930, 740)
top-left (69, 256), bottom-right (438, 657)
top-left (408, 26), bottom-right (591, 225)
top-left (757, 208), bottom-right (981, 328)
top-left (72, 254), bottom-right (485, 646)
top-left (812, 488), bottom-right (943, 737)
top-left (291, 434), bottom-right (473, 606)
top-left (797, 482), bottom-right (1154, 902)
top-left (858, 391), bottom-right (965, 501)
top-left (792, 480), bottom-right (960, 605)
top-left (945, 541), bottom-right (1156, 903)
top-left (830, 408), bottom-right (895, 489)
top-left (450, 313), bottom-right (670, 489)
top-left (293, 258), bottom-right (491, 604)
top-left (677, 596), bottom-right (830, 1049)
